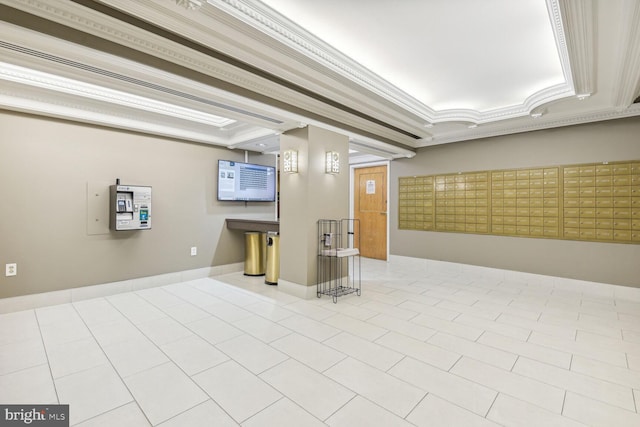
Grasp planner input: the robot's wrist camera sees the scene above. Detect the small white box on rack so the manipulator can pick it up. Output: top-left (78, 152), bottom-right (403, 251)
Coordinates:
top-left (321, 248), bottom-right (360, 257)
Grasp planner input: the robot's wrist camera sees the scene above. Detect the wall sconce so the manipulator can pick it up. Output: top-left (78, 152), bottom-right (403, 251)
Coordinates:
top-left (282, 149), bottom-right (298, 173)
top-left (325, 151), bottom-right (340, 174)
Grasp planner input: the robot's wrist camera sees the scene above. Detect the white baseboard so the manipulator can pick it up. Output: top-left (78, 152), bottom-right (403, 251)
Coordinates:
top-left (388, 255), bottom-right (640, 300)
top-left (0, 262), bottom-right (244, 314)
top-left (2, 257), bottom-right (638, 314)
top-left (277, 279), bottom-right (319, 300)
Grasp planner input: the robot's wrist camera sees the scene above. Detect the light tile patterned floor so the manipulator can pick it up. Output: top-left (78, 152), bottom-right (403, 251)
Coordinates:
top-left (1, 257), bottom-right (640, 426)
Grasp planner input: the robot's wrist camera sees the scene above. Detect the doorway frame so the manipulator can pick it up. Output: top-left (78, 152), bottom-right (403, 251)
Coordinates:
top-left (349, 160), bottom-right (391, 261)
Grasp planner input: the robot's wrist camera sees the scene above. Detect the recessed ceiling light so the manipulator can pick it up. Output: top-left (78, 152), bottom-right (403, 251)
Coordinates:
top-left (576, 93), bottom-right (591, 100)
top-left (530, 112), bottom-right (543, 118)
top-left (258, 143), bottom-right (267, 147)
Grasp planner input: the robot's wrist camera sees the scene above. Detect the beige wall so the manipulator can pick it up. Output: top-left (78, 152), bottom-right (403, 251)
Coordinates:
top-left (279, 125), bottom-right (349, 286)
top-left (3, 110), bottom-right (637, 298)
top-left (390, 116), bottom-right (640, 287)
top-left (0, 111), bottom-right (275, 298)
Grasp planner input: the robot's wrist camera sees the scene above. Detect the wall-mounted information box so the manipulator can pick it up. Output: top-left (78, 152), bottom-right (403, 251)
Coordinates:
top-left (110, 184), bottom-right (152, 231)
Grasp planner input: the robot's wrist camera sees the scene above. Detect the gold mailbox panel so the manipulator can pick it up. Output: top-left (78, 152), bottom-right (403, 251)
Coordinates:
top-left (398, 160), bottom-right (640, 244)
top-left (431, 172), bottom-right (489, 234)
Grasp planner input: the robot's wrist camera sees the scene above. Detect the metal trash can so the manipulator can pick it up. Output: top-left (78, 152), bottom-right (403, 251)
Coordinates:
top-left (244, 232), bottom-right (266, 276)
top-left (265, 232), bottom-right (280, 285)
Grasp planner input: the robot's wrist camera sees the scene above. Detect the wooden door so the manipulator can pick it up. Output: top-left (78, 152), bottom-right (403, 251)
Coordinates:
top-left (354, 165), bottom-right (387, 260)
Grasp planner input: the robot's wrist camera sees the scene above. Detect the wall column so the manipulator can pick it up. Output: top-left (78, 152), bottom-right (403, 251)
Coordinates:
top-left (278, 125), bottom-right (349, 297)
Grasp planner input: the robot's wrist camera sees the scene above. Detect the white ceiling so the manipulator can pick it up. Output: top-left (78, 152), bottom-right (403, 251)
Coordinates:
top-left (260, 0), bottom-right (566, 112)
top-left (1, 0), bottom-right (640, 162)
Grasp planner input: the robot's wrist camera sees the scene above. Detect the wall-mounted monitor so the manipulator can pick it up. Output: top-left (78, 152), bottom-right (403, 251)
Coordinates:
top-left (217, 160), bottom-right (276, 202)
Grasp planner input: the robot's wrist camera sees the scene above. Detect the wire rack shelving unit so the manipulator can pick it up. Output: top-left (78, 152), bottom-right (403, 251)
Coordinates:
top-left (317, 219), bottom-right (361, 303)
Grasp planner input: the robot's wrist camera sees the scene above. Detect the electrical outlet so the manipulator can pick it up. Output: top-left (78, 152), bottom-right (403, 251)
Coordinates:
top-left (190, 247), bottom-right (197, 256)
top-left (5, 263), bottom-right (17, 277)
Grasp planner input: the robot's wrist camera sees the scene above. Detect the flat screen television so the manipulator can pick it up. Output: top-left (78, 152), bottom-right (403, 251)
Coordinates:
top-left (217, 160), bottom-right (276, 202)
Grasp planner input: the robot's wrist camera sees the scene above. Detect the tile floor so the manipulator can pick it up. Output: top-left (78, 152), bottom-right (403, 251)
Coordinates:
top-left (1, 258), bottom-right (640, 426)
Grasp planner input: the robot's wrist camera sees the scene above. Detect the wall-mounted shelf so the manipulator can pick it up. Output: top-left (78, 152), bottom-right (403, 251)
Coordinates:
top-left (226, 218), bottom-right (279, 233)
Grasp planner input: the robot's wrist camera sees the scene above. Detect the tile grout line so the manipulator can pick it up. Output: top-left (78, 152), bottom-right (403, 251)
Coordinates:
top-left (79, 297), bottom-right (229, 424)
top-left (320, 393), bottom-right (358, 424)
top-left (69, 300), bottom-right (153, 426)
top-left (447, 353), bottom-right (465, 373)
top-left (33, 309), bottom-right (61, 405)
top-left (6, 259), bottom-right (639, 426)
top-left (510, 355), bottom-right (520, 372)
top-left (139, 288), bottom-right (294, 424)
top-left (383, 355), bottom-right (408, 374)
top-left (483, 391), bottom-right (500, 419)
top-left (321, 355), bottom-right (429, 423)
top-left (236, 396), bottom-right (287, 425)
top-left (402, 391), bottom-right (429, 424)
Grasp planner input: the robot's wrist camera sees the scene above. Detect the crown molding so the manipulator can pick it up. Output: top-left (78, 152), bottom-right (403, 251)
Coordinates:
top-left (204, 0), bottom-right (431, 119)
top-left (195, 1), bottom-right (430, 136)
top-left (2, 0), bottom-right (634, 157)
top-left (423, 84), bottom-right (575, 125)
top-left (420, 105), bottom-right (640, 146)
top-left (2, 0), bottom-right (422, 144)
top-left (0, 62), bottom-right (235, 127)
top-left (174, 0), bottom-right (202, 10)
top-left (208, 0), bottom-right (575, 124)
top-left (0, 81), bottom-right (232, 145)
top-left (558, 0), bottom-right (595, 96)
top-left (0, 25), bottom-right (296, 129)
top-left (612, 0), bottom-right (640, 108)
top-left (4, 0), bottom-right (295, 103)
top-left (0, 29), bottom-right (415, 158)
top-left (546, 0), bottom-right (574, 88)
